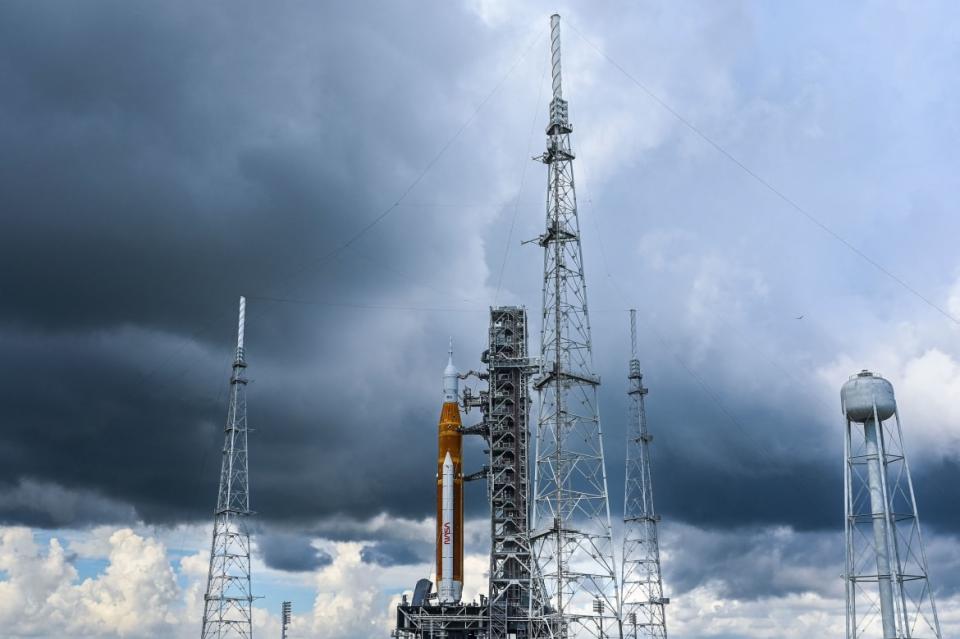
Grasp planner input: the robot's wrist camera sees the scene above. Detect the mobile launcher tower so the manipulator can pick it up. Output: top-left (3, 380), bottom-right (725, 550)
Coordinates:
top-left (841, 370), bottom-right (941, 639)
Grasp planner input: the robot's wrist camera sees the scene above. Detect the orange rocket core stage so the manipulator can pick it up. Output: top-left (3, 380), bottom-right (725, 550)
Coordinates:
top-left (436, 400), bottom-right (463, 591)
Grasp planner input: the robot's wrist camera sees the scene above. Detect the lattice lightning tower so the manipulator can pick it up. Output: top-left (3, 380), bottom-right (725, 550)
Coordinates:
top-left (201, 297), bottom-right (254, 639)
top-left (621, 310), bottom-right (668, 639)
top-left (531, 14), bottom-right (621, 639)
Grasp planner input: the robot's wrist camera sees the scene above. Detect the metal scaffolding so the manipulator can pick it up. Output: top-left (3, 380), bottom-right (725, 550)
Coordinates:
top-left (531, 14), bottom-right (621, 639)
top-left (201, 297), bottom-right (255, 639)
top-left (395, 602), bottom-right (490, 639)
top-left (620, 310), bottom-right (667, 639)
top-left (483, 307), bottom-right (551, 639)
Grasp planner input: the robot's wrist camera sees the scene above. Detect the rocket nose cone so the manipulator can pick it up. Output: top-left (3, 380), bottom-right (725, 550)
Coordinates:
top-left (443, 451), bottom-right (453, 468)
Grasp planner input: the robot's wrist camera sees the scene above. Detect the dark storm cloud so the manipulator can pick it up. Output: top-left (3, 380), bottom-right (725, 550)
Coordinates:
top-left (0, 480), bottom-right (137, 528)
top-left (1, 0), bottom-right (959, 566)
top-left (258, 532), bottom-right (332, 572)
top-left (360, 541), bottom-right (425, 567)
top-left (0, 0), bottom-right (502, 527)
top-left (661, 524), bottom-right (843, 600)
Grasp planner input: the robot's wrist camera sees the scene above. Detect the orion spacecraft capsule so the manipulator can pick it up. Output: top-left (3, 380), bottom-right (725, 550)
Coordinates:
top-left (436, 340), bottom-right (464, 604)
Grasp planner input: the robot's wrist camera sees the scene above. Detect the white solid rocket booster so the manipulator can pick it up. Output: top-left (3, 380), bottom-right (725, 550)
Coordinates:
top-left (439, 452), bottom-right (455, 602)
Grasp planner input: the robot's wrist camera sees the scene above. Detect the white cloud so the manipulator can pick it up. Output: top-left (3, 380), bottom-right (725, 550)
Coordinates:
top-left (2, 519), bottom-right (958, 639)
top-left (818, 345), bottom-right (960, 459)
top-left (0, 527), bottom-right (180, 638)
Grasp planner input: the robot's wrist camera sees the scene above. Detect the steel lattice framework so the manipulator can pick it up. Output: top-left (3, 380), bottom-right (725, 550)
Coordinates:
top-left (621, 310), bottom-right (667, 639)
top-left (484, 307), bottom-right (552, 639)
top-left (531, 14), bottom-right (621, 639)
top-left (201, 297), bottom-right (254, 639)
top-left (843, 371), bottom-right (941, 639)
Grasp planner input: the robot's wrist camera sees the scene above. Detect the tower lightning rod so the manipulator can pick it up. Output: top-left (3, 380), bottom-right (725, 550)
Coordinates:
top-left (551, 14), bottom-right (562, 101)
top-left (237, 295), bottom-right (246, 361)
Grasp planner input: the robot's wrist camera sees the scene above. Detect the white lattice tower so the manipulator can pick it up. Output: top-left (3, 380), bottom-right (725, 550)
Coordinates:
top-left (201, 297), bottom-right (254, 639)
top-left (531, 14), bottom-right (621, 639)
top-left (621, 310), bottom-right (667, 639)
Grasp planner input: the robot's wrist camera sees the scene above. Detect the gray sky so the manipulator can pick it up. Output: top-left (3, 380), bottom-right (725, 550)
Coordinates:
top-left (1, 1), bottom-right (959, 637)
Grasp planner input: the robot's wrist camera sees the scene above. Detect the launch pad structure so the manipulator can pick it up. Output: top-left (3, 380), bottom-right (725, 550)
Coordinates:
top-left (394, 306), bottom-right (543, 639)
top-left (189, 12), bottom-right (951, 639)
top-left (395, 13), bottom-right (619, 639)
top-left (184, 11), bottom-right (954, 639)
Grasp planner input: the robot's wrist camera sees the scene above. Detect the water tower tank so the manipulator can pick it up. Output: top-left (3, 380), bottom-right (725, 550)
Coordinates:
top-left (841, 370), bottom-right (896, 422)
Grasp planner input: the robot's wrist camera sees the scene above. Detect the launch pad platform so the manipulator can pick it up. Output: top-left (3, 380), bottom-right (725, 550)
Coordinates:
top-left (394, 601), bottom-right (488, 639)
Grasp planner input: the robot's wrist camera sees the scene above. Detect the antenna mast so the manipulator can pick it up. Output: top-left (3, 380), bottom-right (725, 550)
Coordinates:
top-left (621, 310), bottom-right (668, 639)
top-left (531, 14), bottom-right (621, 639)
top-left (201, 297), bottom-right (255, 639)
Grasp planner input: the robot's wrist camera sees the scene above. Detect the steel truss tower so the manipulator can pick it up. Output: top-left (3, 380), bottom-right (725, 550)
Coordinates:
top-left (483, 307), bottom-right (551, 639)
top-left (202, 297), bottom-right (255, 639)
top-left (531, 14), bottom-right (621, 639)
top-left (842, 370), bottom-right (941, 639)
top-left (621, 310), bottom-right (668, 639)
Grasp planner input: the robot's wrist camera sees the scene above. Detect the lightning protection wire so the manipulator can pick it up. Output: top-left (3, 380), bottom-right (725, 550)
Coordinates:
top-left (245, 295), bottom-right (483, 313)
top-left (271, 28), bottom-right (545, 294)
top-left (138, 25), bottom-right (544, 387)
top-left (493, 39), bottom-right (549, 305)
top-left (575, 135), bottom-right (783, 461)
top-left (566, 20), bottom-right (960, 327)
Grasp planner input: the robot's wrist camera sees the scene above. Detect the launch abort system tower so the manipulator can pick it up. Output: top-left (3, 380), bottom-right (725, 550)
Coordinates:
top-left (531, 14), bottom-right (621, 639)
top-left (621, 310), bottom-right (668, 639)
top-left (842, 370), bottom-right (941, 639)
top-left (201, 297), bottom-right (255, 639)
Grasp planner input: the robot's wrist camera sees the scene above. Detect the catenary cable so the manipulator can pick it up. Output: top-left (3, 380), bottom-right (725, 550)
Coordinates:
top-left (137, 26), bottom-right (543, 386)
top-left (566, 19), bottom-right (959, 327)
top-left (493, 41), bottom-right (549, 305)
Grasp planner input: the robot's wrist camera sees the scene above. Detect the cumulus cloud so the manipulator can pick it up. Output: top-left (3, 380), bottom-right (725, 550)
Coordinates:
top-left (0, 526), bottom-right (289, 639)
top-left (0, 527), bottom-right (179, 637)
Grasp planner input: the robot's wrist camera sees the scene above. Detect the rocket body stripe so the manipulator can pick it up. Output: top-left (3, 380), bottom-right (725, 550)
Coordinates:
top-left (437, 344), bottom-right (463, 603)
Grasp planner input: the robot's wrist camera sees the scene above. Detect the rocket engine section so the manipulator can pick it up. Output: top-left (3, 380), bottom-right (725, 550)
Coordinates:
top-left (437, 341), bottom-right (464, 604)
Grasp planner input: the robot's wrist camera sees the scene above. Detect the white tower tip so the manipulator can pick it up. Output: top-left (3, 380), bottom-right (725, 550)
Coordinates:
top-left (550, 14), bottom-right (562, 101)
top-left (237, 296), bottom-right (246, 360)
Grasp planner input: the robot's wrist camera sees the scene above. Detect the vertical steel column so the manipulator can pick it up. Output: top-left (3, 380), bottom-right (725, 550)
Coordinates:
top-left (621, 310), bottom-right (668, 639)
top-left (532, 14), bottom-right (621, 639)
top-left (201, 297), bottom-right (254, 639)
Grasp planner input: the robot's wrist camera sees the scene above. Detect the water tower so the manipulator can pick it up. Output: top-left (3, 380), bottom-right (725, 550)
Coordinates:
top-left (841, 370), bottom-right (941, 638)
